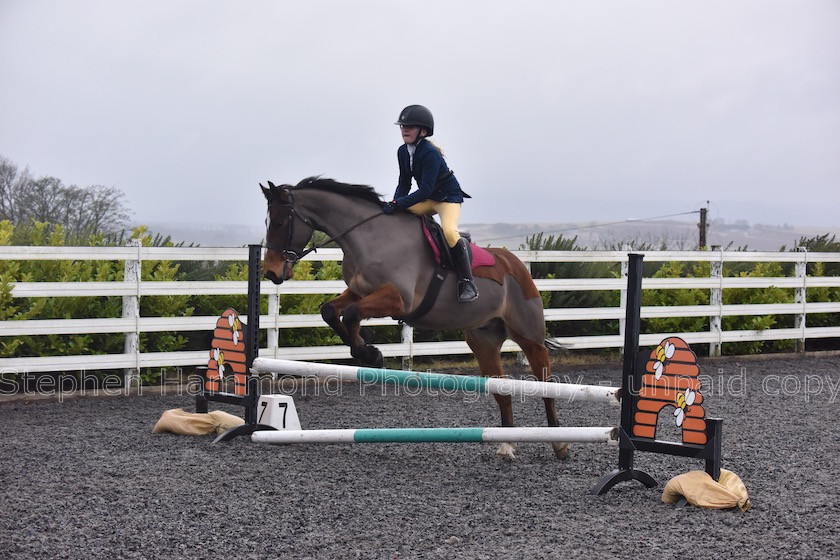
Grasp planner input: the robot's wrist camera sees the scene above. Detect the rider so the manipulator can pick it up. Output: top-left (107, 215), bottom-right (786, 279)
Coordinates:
top-left (382, 104), bottom-right (479, 303)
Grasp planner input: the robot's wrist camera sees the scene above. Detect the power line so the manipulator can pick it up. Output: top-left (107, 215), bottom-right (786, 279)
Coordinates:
top-left (476, 210), bottom-right (702, 244)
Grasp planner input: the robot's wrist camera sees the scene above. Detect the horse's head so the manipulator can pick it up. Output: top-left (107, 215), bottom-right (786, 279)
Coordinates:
top-left (261, 181), bottom-right (316, 284)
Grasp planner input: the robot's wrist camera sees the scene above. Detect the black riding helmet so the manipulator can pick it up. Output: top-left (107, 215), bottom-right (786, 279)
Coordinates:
top-left (395, 104), bottom-right (434, 136)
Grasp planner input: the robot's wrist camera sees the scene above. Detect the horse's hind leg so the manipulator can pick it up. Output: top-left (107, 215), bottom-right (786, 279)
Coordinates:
top-left (509, 329), bottom-right (570, 460)
top-left (465, 320), bottom-right (516, 460)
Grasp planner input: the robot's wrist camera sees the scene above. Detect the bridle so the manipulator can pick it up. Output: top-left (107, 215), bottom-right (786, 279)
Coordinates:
top-left (264, 187), bottom-right (384, 264)
top-left (264, 196), bottom-right (317, 262)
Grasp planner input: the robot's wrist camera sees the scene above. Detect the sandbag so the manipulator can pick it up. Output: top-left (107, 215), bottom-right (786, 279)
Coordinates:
top-left (152, 408), bottom-right (244, 436)
top-left (661, 468), bottom-right (751, 511)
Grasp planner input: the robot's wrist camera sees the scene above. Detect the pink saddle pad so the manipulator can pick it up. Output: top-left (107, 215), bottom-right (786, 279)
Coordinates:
top-left (421, 220), bottom-right (495, 270)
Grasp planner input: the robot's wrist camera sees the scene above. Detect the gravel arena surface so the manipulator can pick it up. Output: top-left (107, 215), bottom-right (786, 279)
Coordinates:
top-left (1, 354), bottom-right (839, 559)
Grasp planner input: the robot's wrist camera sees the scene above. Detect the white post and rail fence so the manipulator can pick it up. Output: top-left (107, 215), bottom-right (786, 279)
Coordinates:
top-left (1, 246), bottom-right (839, 386)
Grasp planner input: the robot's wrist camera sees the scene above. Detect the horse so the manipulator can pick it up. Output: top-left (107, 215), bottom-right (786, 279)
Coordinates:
top-left (261, 177), bottom-right (568, 460)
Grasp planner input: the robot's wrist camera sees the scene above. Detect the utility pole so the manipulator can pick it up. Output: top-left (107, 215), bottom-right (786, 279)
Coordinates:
top-left (698, 203), bottom-right (708, 249)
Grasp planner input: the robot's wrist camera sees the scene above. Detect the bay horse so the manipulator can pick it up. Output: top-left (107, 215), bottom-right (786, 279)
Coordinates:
top-left (261, 177), bottom-right (567, 460)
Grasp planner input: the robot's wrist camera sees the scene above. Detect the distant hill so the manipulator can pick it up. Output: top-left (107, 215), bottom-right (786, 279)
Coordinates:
top-left (143, 218), bottom-right (839, 251)
top-left (461, 219), bottom-right (840, 251)
top-left (143, 221), bottom-right (267, 248)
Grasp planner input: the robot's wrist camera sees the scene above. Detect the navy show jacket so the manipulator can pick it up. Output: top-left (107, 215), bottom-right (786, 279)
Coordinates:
top-left (393, 139), bottom-right (469, 208)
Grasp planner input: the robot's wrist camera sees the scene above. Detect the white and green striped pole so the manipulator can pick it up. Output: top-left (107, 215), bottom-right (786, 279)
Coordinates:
top-left (252, 426), bottom-right (618, 445)
top-left (251, 358), bottom-right (620, 403)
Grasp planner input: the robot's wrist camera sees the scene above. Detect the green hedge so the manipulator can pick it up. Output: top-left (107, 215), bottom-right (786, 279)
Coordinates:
top-left (2, 221), bottom-right (839, 386)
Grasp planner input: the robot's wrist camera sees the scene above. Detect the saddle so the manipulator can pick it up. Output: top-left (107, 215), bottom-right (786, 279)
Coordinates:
top-left (397, 217), bottom-right (495, 322)
top-left (420, 217), bottom-right (495, 271)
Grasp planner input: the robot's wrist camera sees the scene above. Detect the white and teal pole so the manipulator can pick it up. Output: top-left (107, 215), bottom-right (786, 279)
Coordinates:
top-left (252, 426), bottom-right (618, 445)
top-left (251, 358), bottom-right (620, 403)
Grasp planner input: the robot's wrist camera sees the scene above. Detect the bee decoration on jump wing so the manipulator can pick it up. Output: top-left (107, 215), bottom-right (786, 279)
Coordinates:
top-left (214, 347), bottom-right (226, 379)
top-left (229, 314), bottom-right (241, 346)
top-left (673, 388), bottom-right (696, 427)
top-left (653, 339), bottom-right (677, 380)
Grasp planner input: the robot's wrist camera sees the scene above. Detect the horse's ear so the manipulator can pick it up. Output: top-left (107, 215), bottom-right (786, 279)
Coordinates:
top-left (262, 181), bottom-right (291, 203)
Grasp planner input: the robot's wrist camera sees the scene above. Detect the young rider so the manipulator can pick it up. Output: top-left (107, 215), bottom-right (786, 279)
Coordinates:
top-left (382, 104), bottom-right (478, 303)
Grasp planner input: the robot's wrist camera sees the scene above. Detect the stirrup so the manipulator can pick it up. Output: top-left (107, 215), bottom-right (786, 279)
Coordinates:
top-left (457, 280), bottom-right (479, 303)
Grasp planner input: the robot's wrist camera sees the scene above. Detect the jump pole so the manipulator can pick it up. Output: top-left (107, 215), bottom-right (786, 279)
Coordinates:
top-left (253, 426), bottom-right (618, 445)
top-left (251, 358), bottom-right (620, 403)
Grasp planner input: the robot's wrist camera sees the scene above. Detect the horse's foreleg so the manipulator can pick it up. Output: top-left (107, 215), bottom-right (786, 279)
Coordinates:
top-left (320, 289), bottom-right (361, 347)
top-left (465, 321), bottom-right (516, 460)
top-left (509, 329), bottom-right (570, 460)
top-left (341, 284), bottom-right (407, 368)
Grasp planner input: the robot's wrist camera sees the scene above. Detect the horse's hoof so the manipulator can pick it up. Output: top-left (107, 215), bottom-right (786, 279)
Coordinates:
top-left (355, 345), bottom-right (383, 368)
top-left (495, 442), bottom-right (517, 461)
top-left (367, 346), bottom-right (384, 368)
top-left (552, 442), bottom-right (571, 460)
top-left (350, 344), bottom-right (382, 368)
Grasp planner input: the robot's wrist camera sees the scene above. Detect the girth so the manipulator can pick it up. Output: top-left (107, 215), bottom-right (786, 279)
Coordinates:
top-left (395, 266), bottom-right (448, 324)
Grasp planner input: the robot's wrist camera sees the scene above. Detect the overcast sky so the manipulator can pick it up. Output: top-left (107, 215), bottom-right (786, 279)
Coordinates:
top-left (1, 0), bottom-right (838, 233)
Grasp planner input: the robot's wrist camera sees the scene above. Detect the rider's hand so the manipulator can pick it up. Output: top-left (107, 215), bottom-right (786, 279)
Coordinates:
top-left (382, 202), bottom-right (397, 215)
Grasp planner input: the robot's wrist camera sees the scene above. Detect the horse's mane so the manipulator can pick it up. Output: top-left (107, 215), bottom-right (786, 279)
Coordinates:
top-left (291, 176), bottom-right (384, 205)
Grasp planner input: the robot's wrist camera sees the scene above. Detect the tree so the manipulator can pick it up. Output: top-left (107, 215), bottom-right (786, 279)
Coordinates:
top-left (0, 155), bottom-right (131, 239)
top-left (64, 183), bottom-right (131, 237)
top-left (0, 156), bottom-right (31, 223)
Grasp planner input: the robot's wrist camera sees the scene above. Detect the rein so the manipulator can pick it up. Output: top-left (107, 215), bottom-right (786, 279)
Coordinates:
top-left (265, 195), bottom-right (384, 262)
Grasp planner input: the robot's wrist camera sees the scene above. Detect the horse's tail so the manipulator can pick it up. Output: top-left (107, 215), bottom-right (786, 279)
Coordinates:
top-left (545, 338), bottom-right (570, 353)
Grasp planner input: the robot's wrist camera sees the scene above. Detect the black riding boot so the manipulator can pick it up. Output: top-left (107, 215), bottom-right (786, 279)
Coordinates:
top-left (451, 238), bottom-right (479, 303)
